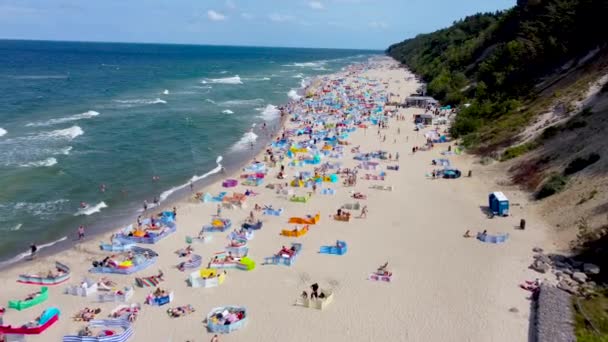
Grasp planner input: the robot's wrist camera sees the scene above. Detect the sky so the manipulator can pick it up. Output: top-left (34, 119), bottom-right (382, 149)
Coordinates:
top-left (0, 0), bottom-right (516, 50)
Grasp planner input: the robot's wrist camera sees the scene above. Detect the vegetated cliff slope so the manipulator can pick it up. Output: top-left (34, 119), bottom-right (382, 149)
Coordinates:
top-left (387, 0), bottom-right (608, 152)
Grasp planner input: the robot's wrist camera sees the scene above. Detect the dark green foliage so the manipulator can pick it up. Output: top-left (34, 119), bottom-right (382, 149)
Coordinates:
top-left (501, 142), bottom-right (539, 161)
top-left (564, 153), bottom-right (601, 175)
top-left (387, 0), bottom-right (608, 146)
top-left (536, 173), bottom-right (568, 199)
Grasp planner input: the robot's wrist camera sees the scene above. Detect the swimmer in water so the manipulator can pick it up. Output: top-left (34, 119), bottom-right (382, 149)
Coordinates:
top-left (100, 184), bottom-right (106, 192)
top-left (80, 202), bottom-right (88, 208)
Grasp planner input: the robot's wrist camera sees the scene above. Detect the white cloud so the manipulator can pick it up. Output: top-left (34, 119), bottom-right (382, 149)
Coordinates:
top-left (368, 21), bottom-right (388, 29)
top-left (308, 1), bottom-right (324, 9)
top-left (241, 12), bottom-right (254, 19)
top-left (207, 10), bottom-right (226, 21)
top-left (225, 0), bottom-right (236, 9)
top-left (268, 13), bottom-right (295, 22)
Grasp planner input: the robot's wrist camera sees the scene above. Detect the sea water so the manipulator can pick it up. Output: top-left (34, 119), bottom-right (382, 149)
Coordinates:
top-left (0, 40), bottom-right (377, 264)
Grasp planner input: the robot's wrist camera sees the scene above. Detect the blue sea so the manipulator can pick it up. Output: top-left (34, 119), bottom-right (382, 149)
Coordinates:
top-left (0, 40), bottom-right (377, 265)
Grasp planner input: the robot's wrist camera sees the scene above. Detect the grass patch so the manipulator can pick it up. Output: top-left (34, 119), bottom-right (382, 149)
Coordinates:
top-left (536, 173), bottom-right (568, 199)
top-left (501, 142), bottom-right (539, 161)
top-left (578, 190), bottom-right (599, 205)
top-left (574, 288), bottom-right (608, 342)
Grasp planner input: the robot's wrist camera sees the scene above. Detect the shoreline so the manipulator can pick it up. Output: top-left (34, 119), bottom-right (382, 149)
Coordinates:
top-left (0, 71), bottom-right (313, 271)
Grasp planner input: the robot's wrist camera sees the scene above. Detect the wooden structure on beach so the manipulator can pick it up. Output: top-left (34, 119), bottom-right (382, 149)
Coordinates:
top-left (403, 96), bottom-right (438, 108)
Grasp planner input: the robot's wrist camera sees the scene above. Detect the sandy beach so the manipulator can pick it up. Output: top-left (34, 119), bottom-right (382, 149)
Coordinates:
top-left (0, 57), bottom-right (552, 342)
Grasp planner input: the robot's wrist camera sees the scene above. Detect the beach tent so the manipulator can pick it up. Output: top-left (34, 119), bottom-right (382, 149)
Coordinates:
top-left (489, 192), bottom-right (509, 216)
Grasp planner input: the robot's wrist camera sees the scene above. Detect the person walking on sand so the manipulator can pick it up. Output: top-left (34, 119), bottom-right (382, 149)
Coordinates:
top-left (172, 207), bottom-right (177, 220)
top-left (189, 181), bottom-right (193, 192)
top-left (30, 243), bottom-right (37, 259)
top-left (360, 206), bottom-right (368, 218)
top-left (78, 225), bottom-right (85, 240)
top-left (143, 200), bottom-right (148, 212)
top-left (216, 204), bottom-right (222, 218)
top-left (211, 335), bottom-right (219, 342)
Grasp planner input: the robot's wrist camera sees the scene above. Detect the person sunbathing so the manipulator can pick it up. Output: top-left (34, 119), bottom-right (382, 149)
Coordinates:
top-left (352, 192), bottom-right (366, 199)
top-left (225, 252), bottom-right (234, 262)
top-left (25, 291), bottom-right (40, 301)
top-left (377, 262), bottom-right (390, 275)
top-left (463, 230), bottom-right (473, 238)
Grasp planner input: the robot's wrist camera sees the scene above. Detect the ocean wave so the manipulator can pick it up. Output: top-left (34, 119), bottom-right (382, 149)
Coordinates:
top-left (10, 223), bottom-right (22, 231)
top-left (10, 75), bottom-right (68, 80)
top-left (5, 199), bottom-right (70, 219)
top-left (283, 61), bottom-right (327, 68)
top-left (219, 71), bottom-right (228, 74)
top-left (218, 98), bottom-right (264, 107)
top-left (288, 89), bottom-right (302, 101)
top-left (163, 89), bottom-right (169, 95)
top-left (242, 77), bottom-right (271, 81)
top-left (222, 110), bottom-right (234, 114)
top-left (19, 157), bottom-right (57, 168)
top-left (74, 201), bottom-right (108, 216)
top-left (258, 104), bottom-right (280, 121)
top-left (42, 125), bottom-right (84, 141)
top-left (203, 75), bottom-right (243, 85)
top-left (231, 131), bottom-right (258, 151)
top-left (25, 110), bottom-right (100, 127)
top-left (54, 146), bottom-right (73, 155)
top-left (158, 156), bottom-right (223, 203)
top-left (205, 99), bottom-right (217, 104)
top-left (0, 236), bottom-right (68, 267)
top-left (114, 98), bottom-right (167, 106)
top-left (292, 73), bottom-right (304, 79)
top-left (0, 128), bottom-right (6, 137)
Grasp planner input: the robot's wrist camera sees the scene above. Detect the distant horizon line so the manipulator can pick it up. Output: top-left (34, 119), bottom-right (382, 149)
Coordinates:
top-left (0, 37), bottom-right (384, 52)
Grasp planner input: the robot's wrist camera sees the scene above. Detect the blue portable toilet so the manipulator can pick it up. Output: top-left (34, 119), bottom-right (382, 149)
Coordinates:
top-left (489, 192), bottom-right (509, 216)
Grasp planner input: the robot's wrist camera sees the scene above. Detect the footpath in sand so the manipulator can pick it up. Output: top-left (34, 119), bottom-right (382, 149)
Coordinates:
top-left (0, 57), bottom-right (550, 342)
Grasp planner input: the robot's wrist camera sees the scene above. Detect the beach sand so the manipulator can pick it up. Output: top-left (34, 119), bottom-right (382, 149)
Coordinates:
top-left (0, 57), bottom-right (550, 342)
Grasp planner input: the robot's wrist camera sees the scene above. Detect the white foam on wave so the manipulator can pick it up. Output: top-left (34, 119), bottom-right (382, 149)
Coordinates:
top-left (54, 146), bottom-right (73, 155)
top-left (19, 157), bottom-right (57, 168)
top-left (74, 201), bottom-right (108, 216)
top-left (243, 77), bottom-right (271, 81)
top-left (158, 156), bottom-right (223, 203)
top-left (288, 89), bottom-right (302, 101)
top-left (222, 110), bottom-right (234, 114)
top-left (0, 236), bottom-right (68, 267)
top-left (231, 131), bottom-right (258, 151)
top-left (283, 61), bottom-right (327, 68)
top-left (163, 89), bottom-right (170, 95)
top-left (10, 223), bottom-right (22, 231)
top-left (114, 98), bottom-right (167, 106)
top-left (204, 75), bottom-right (243, 85)
top-left (8, 199), bottom-right (70, 218)
top-left (11, 75), bottom-right (68, 80)
top-left (219, 98), bottom-right (264, 107)
top-left (205, 99), bottom-right (217, 104)
top-left (258, 104), bottom-right (280, 121)
top-left (26, 110), bottom-right (100, 127)
top-left (292, 73), bottom-right (304, 79)
top-left (0, 128), bottom-right (6, 137)
top-left (44, 125), bottom-right (84, 141)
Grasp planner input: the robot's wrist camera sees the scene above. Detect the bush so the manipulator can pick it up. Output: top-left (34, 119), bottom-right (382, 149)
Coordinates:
top-left (540, 125), bottom-right (560, 140)
top-left (536, 174), bottom-right (568, 199)
top-left (564, 119), bottom-right (587, 130)
top-left (501, 142), bottom-right (538, 161)
top-left (564, 153), bottom-right (601, 175)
